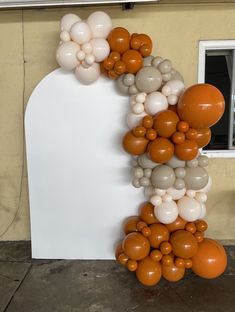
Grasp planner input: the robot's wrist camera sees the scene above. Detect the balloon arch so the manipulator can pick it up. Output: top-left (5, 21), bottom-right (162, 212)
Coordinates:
top-left (56, 11), bottom-right (227, 285)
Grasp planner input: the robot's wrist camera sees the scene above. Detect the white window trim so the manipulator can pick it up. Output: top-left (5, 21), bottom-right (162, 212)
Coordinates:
top-left (198, 40), bottom-right (235, 158)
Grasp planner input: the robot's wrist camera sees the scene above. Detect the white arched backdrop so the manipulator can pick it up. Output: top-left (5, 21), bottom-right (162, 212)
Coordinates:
top-left (25, 69), bottom-right (144, 259)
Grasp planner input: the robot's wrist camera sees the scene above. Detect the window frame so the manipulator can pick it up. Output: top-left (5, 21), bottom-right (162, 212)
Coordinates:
top-left (198, 40), bottom-right (235, 158)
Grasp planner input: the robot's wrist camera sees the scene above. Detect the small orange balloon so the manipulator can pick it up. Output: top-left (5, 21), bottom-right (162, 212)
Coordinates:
top-left (148, 224), bottom-right (169, 248)
top-left (140, 202), bottom-right (158, 224)
top-left (162, 262), bottom-right (185, 282)
top-left (136, 256), bottom-right (162, 286)
top-left (191, 238), bottom-right (227, 279)
top-left (108, 69), bottom-right (119, 80)
top-left (136, 221), bottom-right (148, 231)
top-left (146, 129), bottom-right (157, 141)
top-left (195, 128), bottom-right (211, 148)
top-left (142, 115), bottom-right (153, 129)
top-left (108, 27), bottom-right (130, 54)
top-left (166, 217), bottom-right (187, 233)
top-left (177, 84), bottom-right (225, 129)
top-left (184, 258), bottom-right (193, 269)
top-left (148, 138), bottom-right (174, 163)
top-left (136, 34), bottom-right (153, 50)
top-left (123, 131), bottom-right (149, 156)
top-left (153, 110), bottom-right (180, 138)
top-left (124, 216), bottom-right (140, 235)
top-left (114, 60), bottom-right (126, 75)
top-left (185, 222), bottom-right (197, 234)
top-left (161, 254), bottom-right (174, 266)
top-left (174, 139), bottom-right (198, 161)
top-left (196, 220), bottom-right (208, 232)
top-left (185, 128), bottom-right (198, 140)
top-left (171, 132), bottom-right (185, 144)
top-left (170, 230), bottom-right (198, 259)
top-left (133, 126), bottom-right (146, 137)
top-left (150, 249), bottom-right (162, 262)
top-left (122, 49), bottom-right (143, 74)
top-left (103, 57), bottom-right (115, 70)
top-left (109, 51), bottom-right (121, 62)
top-left (140, 45), bottom-right (151, 57)
top-left (177, 121), bottom-right (189, 133)
top-left (194, 231), bottom-right (204, 243)
top-left (118, 252), bottom-right (128, 265)
top-left (122, 232), bottom-right (150, 261)
top-left (142, 226), bottom-right (151, 237)
top-left (127, 259), bottom-right (138, 271)
top-left (130, 37), bottom-right (141, 50)
top-left (175, 257), bottom-right (185, 268)
top-left (160, 242), bottom-right (172, 255)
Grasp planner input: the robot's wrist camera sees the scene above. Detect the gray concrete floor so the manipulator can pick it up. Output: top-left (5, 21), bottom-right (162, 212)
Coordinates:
top-left (0, 242), bottom-right (235, 312)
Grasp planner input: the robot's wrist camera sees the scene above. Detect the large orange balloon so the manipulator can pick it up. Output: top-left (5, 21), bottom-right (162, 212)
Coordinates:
top-left (153, 110), bottom-right (180, 138)
top-left (140, 202), bottom-right (158, 224)
top-left (174, 139), bottom-right (198, 161)
top-left (122, 50), bottom-right (143, 74)
top-left (124, 216), bottom-right (141, 235)
top-left (170, 230), bottom-right (198, 259)
top-left (107, 27), bottom-right (130, 54)
top-left (195, 128), bottom-right (211, 148)
top-left (166, 217), bottom-right (187, 233)
top-left (136, 256), bottom-right (162, 286)
top-left (122, 232), bottom-right (150, 260)
top-left (123, 131), bottom-right (148, 155)
top-left (177, 84), bottom-right (225, 129)
top-left (148, 223), bottom-right (169, 248)
top-left (162, 262), bottom-right (185, 282)
top-left (192, 238), bottom-right (227, 279)
top-left (148, 137), bottom-right (174, 163)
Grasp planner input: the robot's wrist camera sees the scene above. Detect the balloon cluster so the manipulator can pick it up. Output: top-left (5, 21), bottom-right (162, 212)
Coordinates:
top-left (55, 11), bottom-right (227, 285)
top-left (116, 207), bottom-right (227, 285)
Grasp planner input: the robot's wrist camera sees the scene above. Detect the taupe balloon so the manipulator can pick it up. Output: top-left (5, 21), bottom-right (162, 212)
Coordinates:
top-left (138, 153), bottom-right (159, 169)
top-left (129, 84), bottom-right (139, 95)
top-left (123, 73), bottom-right (135, 87)
top-left (175, 167), bottom-right (186, 179)
top-left (174, 178), bottom-right (185, 190)
top-left (198, 155), bottom-right (209, 167)
top-left (151, 165), bottom-right (175, 189)
top-left (186, 159), bottom-right (198, 168)
top-left (143, 56), bottom-right (154, 67)
top-left (185, 167), bottom-right (209, 190)
top-left (152, 56), bottom-right (163, 67)
top-left (158, 59), bottom-right (172, 74)
top-left (136, 67), bottom-right (162, 93)
top-left (116, 75), bottom-right (129, 95)
top-left (166, 155), bottom-right (185, 169)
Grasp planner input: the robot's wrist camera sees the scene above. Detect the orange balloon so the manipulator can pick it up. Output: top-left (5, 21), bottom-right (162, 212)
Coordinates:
top-left (122, 50), bottom-right (143, 74)
top-left (103, 57), bottom-right (115, 70)
top-left (114, 60), bottom-right (126, 75)
top-left (136, 256), bottom-right (162, 286)
top-left (160, 242), bottom-right (172, 255)
top-left (115, 242), bottom-right (123, 260)
top-left (195, 220), bottom-right (208, 232)
top-left (150, 249), bottom-right (162, 262)
top-left (185, 222), bottom-right (197, 234)
top-left (166, 217), bottom-right (187, 233)
top-left (161, 254), bottom-right (174, 266)
top-left (146, 129), bottom-right (157, 141)
top-left (195, 128), bottom-right (211, 148)
top-left (133, 126), bottom-right (146, 137)
top-left (123, 131), bottom-right (148, 155)
top-left (175, 257), bottom-right (185, 268)
top-left (171, 132), bottom-right (185, 144)
top-left (109, 51), bottom-right (121, 62)
top-left (122, 232), bottom-right (150, 260)
top-left (162, 262), bottom-right (185, 282)
top-left (177, 84), bottom-right (225, 129)
top-left (140, 45), bottom-right (152, 57)
top-left (194, 231), bottom-right (204, 243)
top-left (185, 128), bottom-right (198, 140)
top-left (184, 258), bottom-right (193, 269)
top-left (170, 230), bottom-right (198, 259)
top-left (174, 139), bottom-right (198, 161)
top-left (118, 253), bottom-right (128, 265)
top-left (148, 224), bottom-right (169, 248)
top-left (148, 138), bottom-right (174, 163)
top-left (107, 27), bottom-right (130, 54)
top-left (140, 202), bottom-right (158, 224)
top-left (192, 238), bottom-right (227, 279)
top-left (127, 259), bottom-right (138, 271)
top-left (177, 121), bottom-right (189, 133)
top-left (153, 110), bottom-right (180, 138)
top-left (124, 216), bottom-right (141, 235)
top-left (142, 115), bottom-right (153, 128)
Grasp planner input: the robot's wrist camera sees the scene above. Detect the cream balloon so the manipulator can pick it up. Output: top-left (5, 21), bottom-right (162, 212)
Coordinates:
top-left (154, 201), bottom-right (178, 224)
top-left (166, 187), bottom-right (186, 200)
top-left (70, 21), bottom-right (91, 45)
top-left (178, 196), bottom-right (202, 222)
top-left (86, 11), bottom-right (112, 39)
top-left (56, 41), bottom-right (80, 70)
top-left (144, 92), bottom-right (168, 115)
top-left (162, 80), bottom-right (185, 97)
top-left (198, 203), bottom-right (207, 219)
top-left (126, 110), bottom-right (147, 129)
top-left (90, 38), bottom-right (110, 62)
top-left (75, 62), bottom-right (100, 85)
top-left (60, 13), bottom-right (81, 31)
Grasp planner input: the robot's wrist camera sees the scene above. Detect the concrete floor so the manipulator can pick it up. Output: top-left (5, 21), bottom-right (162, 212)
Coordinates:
top-left (0, 242), bottom-right (235, 312)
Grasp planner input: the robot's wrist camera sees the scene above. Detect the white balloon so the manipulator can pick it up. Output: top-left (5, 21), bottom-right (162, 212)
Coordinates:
top-left (162, 194), bottom-right (173, 203)
top-left (163, 79), bottom-right (185, 97)
top-left (126, 110), bottom-right (147, 129)
top-left (178, 196), bottom-right (202, 222)
top-left (197, 176), bottom-right (212, 193)
top-left (70, 21), bottom-right (91, 45)
top-left (87, 11), bottom-right (112, 39)
top-left (56, 41), bottom-right (80, 70)
top-left (77, 50), bottom-right (85, 61)
top-left (132, 103), bottom-right (145, 114)
top-left (85, 54), bottom-right (95, 66)
top-left (60, 30), bottom-right (70, 42)
top-left (82, 42), bottom-right (93, 54)
top-left (90, 38), bottom-right (110, 62)
top-left (75, 62), bottom-right (100, 85)
top-left (60, 13), bottom-right (81, 31)
top-left (198, 203), bottom-right (207, 219)
top-left (186, 190), bottom-right (196, 198)
top-left (195, 192), bottom-right (207, 203)
top-left (150, 195), bottom-right (162, 206)
top-left (154, 188), bottom-right (166, 196)
top-left (167, 94), bottom-right (178, 105)
top-left (154, 201), bottom-right (178, 224)
top-left (144, 92), bottom-right (168, 115)
top-left (167, 187), bottom-right (186, 200)
top-left (135, 92), bottom-right (146, 103)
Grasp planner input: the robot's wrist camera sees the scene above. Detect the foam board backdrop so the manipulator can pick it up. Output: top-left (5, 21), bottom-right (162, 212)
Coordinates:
top-left (25, 69), bottom-right (144, 259)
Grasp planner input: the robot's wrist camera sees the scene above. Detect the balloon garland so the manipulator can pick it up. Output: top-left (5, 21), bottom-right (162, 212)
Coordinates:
top-left (56, 11), bottom-right (227, 285)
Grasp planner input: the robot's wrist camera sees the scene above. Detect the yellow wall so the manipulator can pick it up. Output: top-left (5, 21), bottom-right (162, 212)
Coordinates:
top-left (0, 3), bottom-right (235, 241)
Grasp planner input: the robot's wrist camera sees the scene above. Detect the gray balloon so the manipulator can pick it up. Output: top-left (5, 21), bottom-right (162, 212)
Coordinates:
top-left (123, 73), bottom-right (135, 87)
top-left (136, 66), bottom-right (162, 93)
top-left (129, 84), bottom-right (139, 95)
top-left (158, 59), bottom-right (172, 74)
top-left (143, 55), bottom-right (154, 67)
top-left (186, 159), bottom-right (198, 168)
top-left (174, 178), bottom-right (185, 190)
top-left (171, 70), bottom-right (184, 82)
top-left (151, 165), bottom-right (175, 189)
top-left (167, 155), bottom-right (185, 168)
top-left (198, 155), bottom-right (209, 167)
top-left (116, 75), bottom-right (129, 95)
top-left (138, 153), bottom-right (158, 169)
top-left (152, 56), bottom-right (163, 67)
top-left (185, 167), bottom-right (209, 190)
top-left (175, 167), bottom-right (186, 179)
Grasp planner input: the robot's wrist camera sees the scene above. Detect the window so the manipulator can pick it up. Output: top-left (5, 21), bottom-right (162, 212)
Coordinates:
top-left (198, 40), bottom-right (235, 157)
